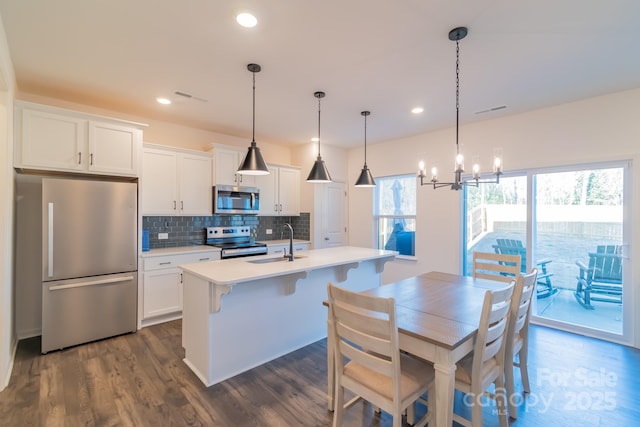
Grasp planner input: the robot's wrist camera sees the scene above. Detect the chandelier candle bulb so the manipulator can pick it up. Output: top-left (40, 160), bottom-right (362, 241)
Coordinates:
top-left (472, 164), bottom-right (481, 179)
top-left (455, 154), bottom-right (464, 173)
top-left (418, 161), bottom-right (427, 178)
top-left (431, 167), bottom-right (438, 181)
top-left (494, 156), bottom-right (502, 174)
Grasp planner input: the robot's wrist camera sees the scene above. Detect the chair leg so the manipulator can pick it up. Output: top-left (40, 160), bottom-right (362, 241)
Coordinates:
top-left (332, 385), bottom-right (344, 427)
top-left (520, 350), bottom-right (531, 394)
top-left (495, 376), bottom-right (509, 427)
top-left (505, 357), bottom-right (518, 419)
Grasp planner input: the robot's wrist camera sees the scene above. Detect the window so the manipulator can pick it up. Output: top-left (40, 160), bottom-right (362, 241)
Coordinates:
top-left (374, 174), bottom-right (416, 257)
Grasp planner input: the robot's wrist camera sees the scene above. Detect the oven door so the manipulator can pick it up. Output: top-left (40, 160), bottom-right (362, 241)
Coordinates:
top-left (213, 185), bottom-right (260, 215)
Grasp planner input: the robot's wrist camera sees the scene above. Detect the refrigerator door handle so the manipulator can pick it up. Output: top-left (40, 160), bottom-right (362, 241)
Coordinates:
top-left (47, 202), bottom-right (54, 278)
top-left (48, 275), bottom-right (135, 291)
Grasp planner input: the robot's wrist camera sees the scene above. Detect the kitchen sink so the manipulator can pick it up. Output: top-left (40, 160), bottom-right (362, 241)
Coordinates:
top-left (246, 255), bottom-right (307, 264)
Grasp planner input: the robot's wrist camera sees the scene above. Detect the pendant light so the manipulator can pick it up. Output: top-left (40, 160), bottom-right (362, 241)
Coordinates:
top-left (306, 91), bottom-right (332, 183)
top-left (237, 63), bottom-right (269, 175)
top-left (417, 27), bottom-right (502, 189)
top-left (355, 111), bottom-right (376, 187)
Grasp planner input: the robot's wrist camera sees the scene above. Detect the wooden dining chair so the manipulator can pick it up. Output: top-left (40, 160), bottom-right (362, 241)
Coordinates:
top-left (327, 283), bottom-right (434, 427)
top-left (505, 268), bottom-right (538, 419)
top-left (472, 251), bottom-right (521, 283)
top-left (453, 281), bottom-right (515, 427)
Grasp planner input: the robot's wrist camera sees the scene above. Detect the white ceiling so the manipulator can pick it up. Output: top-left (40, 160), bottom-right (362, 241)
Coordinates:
top-left (0, 0), bottom-right (639, 149)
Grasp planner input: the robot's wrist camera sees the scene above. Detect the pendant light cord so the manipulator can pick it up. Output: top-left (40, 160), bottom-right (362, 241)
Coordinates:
top-left (363, 113), bottom-right (368, 166)
top-left (252, 70), bottom-right (256, 144)
top-left (455, 38), bottom-right (460, 156)
top-left (317, 95), bottom-right (322, 158)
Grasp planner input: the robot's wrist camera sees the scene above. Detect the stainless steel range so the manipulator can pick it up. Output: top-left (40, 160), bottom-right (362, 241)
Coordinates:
top-left (205, 226), bottom-right (268, 259)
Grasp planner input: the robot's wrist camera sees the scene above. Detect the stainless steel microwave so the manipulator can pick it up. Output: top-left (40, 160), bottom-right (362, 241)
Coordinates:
top-left (213, 185), bottom-right (260, 215)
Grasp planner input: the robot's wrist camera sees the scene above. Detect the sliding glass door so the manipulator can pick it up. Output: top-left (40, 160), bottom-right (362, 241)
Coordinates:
top-left (463, 162), bottom-right (631, 343)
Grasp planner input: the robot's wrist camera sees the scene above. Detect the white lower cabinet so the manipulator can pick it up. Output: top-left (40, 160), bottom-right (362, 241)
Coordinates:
top-left (266, 241), bottom-right (310, 256)
top-left (140, 250), bottom-right (220, 327)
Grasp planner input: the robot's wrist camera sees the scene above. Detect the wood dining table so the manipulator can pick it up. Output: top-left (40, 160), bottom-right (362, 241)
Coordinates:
top-left (326, 271), bottom-right (505, 427)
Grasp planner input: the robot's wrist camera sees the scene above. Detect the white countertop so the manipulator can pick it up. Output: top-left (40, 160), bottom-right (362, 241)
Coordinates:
top-left (180, 246), bottom-right (396, 286)
top-left (140, 245), bottom-right (221, 258)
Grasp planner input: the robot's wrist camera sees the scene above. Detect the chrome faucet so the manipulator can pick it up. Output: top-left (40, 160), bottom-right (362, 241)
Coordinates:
top-left (282, 223), bottom-right (294, 261)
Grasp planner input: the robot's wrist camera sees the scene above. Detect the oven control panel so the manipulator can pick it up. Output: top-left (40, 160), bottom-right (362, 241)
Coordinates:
top-left (207, 226), bottom-right (251, 238)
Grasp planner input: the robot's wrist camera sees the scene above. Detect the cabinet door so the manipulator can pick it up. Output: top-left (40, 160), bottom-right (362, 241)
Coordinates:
top-left (179, 153), bottom-right (212, 215)
top-left (255, 167), bottom-right (278, 215)
top-left (214, 147), bottom-right (255, 186)
top-left (214, 148), bottom-right (241, 185)
top-left (20, 108), bottom-right (86, 172)
top-left (141, 148), bottom-right (178, 215)
top-left (278, 167), bottom-right (301, 216)
top-left (88, 122), bottom-right (139, 176)
top-left (293, 243), bottom-right (310, 252)
top-left (267, 244), bottom-right (288, 255)
top-left (143, 268), bottom-right (182, 318)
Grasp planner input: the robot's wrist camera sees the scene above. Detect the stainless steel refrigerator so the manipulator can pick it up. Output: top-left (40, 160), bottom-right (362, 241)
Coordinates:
top-left (40, 177), bottom-right (138, 353)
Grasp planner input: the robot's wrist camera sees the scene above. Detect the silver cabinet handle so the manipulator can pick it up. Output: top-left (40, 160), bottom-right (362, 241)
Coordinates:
top-left (78, 152), bottom-right (82, 164)
top-left (159, 261), bottom-right (172, 265)
top-left (47, 202), bottom-right (54, 277)
top-left (49, 275), bottom-right (134, 291)
top-left (173, 200), bottom-right (177, 210)
top-left (279, 204), bottom-right (283, 212)
top-left (90, 153), bottom-right (94, 165)
top-left (181, 201), bottom-right (184, 210)
top-left (274, 204), bottom-right (278, 212)
top-left (324, 237), bottom-right (329, 240)
top-left (199, 257), bottom-right (210, 261)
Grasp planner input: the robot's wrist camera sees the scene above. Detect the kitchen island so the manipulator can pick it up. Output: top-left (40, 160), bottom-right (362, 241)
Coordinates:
top-left (179, 246), bottom-right (396, 387)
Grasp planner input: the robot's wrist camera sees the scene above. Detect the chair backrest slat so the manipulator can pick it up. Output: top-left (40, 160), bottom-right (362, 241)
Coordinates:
top-left (473, 282), bottom-right (515, 374)
top-left (473, 251), bottom-right (521, 283)
top-left (588, 245), bottom-right (622, 282)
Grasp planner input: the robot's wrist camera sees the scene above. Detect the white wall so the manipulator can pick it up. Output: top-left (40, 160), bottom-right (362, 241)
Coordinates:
top-left (0, 15), bottom-right (16, 391)
top-left (292, 141), bottom-right (348, 248)
top-left (348, 88), bottom-right (640, 347)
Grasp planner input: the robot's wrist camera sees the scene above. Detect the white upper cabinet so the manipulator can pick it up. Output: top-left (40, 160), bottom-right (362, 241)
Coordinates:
top-left (255, 164), bottom-right (300, 216)
top-left (212, 145), bottom-right (255, 187)
top-left (14, 101), bottom-right (144, 177)
top-left (142, 144), bottom-right (212, 216)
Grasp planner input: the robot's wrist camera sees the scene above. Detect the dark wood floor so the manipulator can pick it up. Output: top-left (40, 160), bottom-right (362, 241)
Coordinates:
top-left (1, 320), bottom-right (639, 426)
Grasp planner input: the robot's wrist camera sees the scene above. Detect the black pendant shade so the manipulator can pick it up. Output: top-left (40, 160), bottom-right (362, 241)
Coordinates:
top-left (238, 63), bottom-right (269, 175)
top-left (306, 91), bottom-right (332, 183)
top-left (355, 165), bottom-right (375, 187)
top-left (307, 155), bottom-right (332, 183)
top-left (355, 110), bottom-right (375, 187)
top-left (238, 140), bottom-right (269, 175)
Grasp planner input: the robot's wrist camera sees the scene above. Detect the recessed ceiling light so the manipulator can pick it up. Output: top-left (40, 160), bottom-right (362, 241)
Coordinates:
top-left (236, 13), bottom-right (257, 28)
top-left (411, 107), bottom-right (424, 114)
top-left (311, 137), bottom-right (319, 142)
top-left (157, 97), bottom-right (171, 105)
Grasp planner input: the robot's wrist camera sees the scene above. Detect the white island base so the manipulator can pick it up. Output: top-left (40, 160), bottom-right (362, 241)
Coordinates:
top-left (180, 247), bottom-right (395, 387)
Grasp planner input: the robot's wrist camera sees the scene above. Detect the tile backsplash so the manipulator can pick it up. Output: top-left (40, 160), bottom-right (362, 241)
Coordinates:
top-left (142, 213), bottom-right (310, 249)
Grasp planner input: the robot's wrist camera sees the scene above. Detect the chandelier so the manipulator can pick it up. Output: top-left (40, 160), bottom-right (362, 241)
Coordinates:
top-left (418, 27), bottom-right (502, 190)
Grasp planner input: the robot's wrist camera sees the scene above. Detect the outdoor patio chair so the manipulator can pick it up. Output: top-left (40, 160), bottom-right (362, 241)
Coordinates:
top-left (575, 245), bottom-right (623, 310)
top-left (492, 238), bottom-right (558, 298)
top-left (472, 251), bottom-right (520, 283)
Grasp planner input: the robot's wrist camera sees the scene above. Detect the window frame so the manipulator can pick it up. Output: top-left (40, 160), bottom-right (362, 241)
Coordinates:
top-left (373, 173), bottom-right (417, 260)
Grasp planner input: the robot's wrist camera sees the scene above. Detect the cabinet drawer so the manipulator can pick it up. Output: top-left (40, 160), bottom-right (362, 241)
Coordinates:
top-left (143, 251), bottom-right (219, 270)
